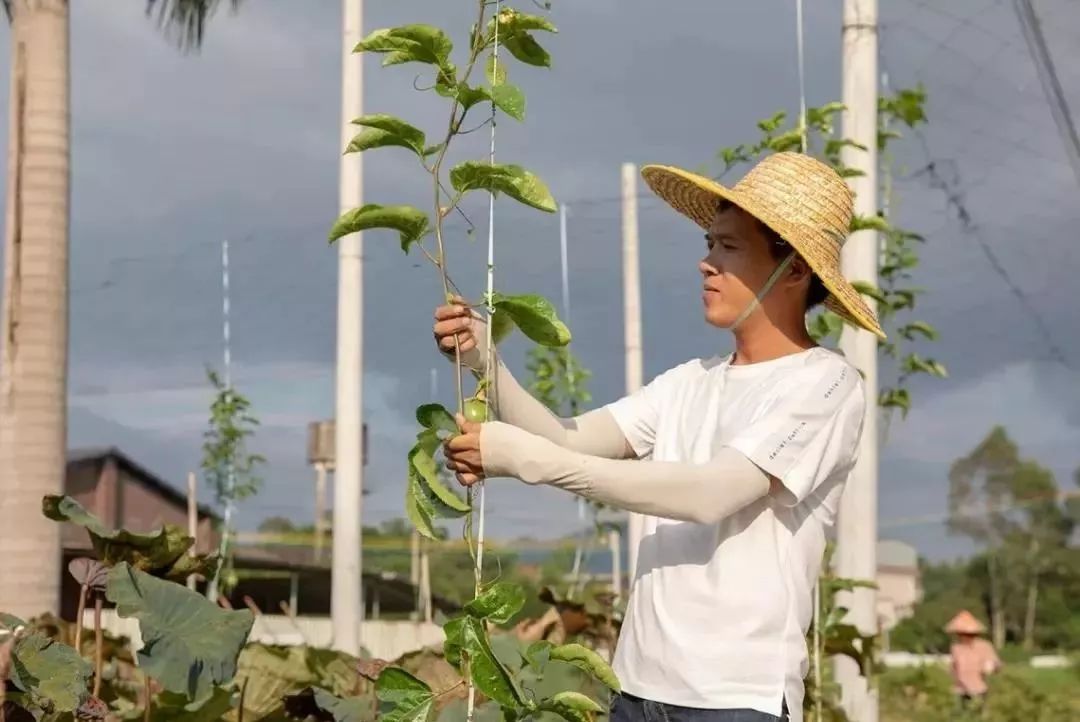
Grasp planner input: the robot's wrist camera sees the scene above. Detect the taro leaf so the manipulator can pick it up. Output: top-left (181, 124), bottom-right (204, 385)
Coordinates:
top-left (42, 495), bottom-right (193, 574)
top-left (68, 557), bottom-right (109, 592)
top-left (283, 686), bottom-right (372, 722)
top-left (408, 445), bottom-right (469, 516)
top-left (354, 25), bottom-right (453, 72)
top-left (347, 115), bottom-right (427, 158)
top-left (449, 162), bottom-right (556, 213)
top-left (405, 472), bottom-right (439, 541)
top-left (375, 667), bottom-right (435, 722)
top-left (106, 562), bottom-right (254, 701)
top-left (460, 618), bottom-right (524, 708)
top-left (463, 583), bottom-right (526, 625)
top-left (537, 692), bottom-right (604, 722)
top-left (548, 644), bottom-right (620, 692)
top-left (150, 687), bottom-right (236, 722)
top-left (490, 293), bottom-right (571, 347)
top-left (416, 404), bottom-right (458, 436)
top-left (329, 204), bottom-right (431, 253)
top-left (233, 643), bottom-right (359, 720)
top-left (441, 617), bottom-right (465, 671)
top-left (6, 630), bottom-right (92, 712)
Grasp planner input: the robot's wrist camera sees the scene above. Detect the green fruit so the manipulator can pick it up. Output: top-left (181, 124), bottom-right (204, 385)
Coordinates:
top-left (464, 397), bottom-right (488, 423)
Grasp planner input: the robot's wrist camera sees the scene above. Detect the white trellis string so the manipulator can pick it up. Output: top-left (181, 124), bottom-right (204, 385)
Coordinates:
top-left (471, 1), bottom-right (502, 720)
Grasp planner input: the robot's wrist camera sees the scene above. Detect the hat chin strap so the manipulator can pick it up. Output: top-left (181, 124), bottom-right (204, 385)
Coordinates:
top-left (729, 252), bottom-right (796, 331)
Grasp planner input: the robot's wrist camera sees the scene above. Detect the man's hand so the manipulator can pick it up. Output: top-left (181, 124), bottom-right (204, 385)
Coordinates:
top-left (444, 414), bottom-right (485, 487)
top-left (433, 296), bottom-right (479, 356)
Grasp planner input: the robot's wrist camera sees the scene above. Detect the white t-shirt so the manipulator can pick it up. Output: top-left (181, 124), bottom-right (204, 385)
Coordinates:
top-left (604, 346), bottom-right (865, 722)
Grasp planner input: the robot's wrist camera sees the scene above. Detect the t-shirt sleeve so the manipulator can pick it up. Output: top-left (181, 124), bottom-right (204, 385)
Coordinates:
top-left (725, 358), bottom-right (865, 506)
top-left (603, 362), bottom-right (689, 459)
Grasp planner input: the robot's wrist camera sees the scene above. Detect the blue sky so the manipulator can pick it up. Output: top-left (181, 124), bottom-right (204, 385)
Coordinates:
top-left (1, 0), bottom-right (1078, 559)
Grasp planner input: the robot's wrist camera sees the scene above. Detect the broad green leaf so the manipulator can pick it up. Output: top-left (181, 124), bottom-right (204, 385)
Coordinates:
top-left (490, 309), bottom-right (515, 345)
top-left (898, 321), bottom-right (938, 341)
top-left (849, 214), bottom-right (890, 233)
top-left (408, 445), bottom-right (470, 515)
top-left (485, 55), bottom-right (506, 86)
top-left (490, 84), bottom-right (525, 122)
top-left (491, 293), bottom-right (571, 347)
top-left (233, 643), bottom-right (361, 720)
top-left (442, 617), bottom-right (465, 670)
top-left (283, 687), bottom-right (373, 722)
top-left (329, 204), bottom-right (430, 253)
top-left (106, 563), bottom-right (254, 700)
top-left (850, 280), bottom-right (886, 305)
top-left (548, 644), bottom-right (620, 692)
top-left (152, 687), bottom-right (236, 722)
top-left (537, 692), bottom-right (604, 722)
top-left (42, 495), bottom-right (203, 577)
top-left (492, 10), bottom-right (558, 35)
top-left (354, 25), bottom-right (453, 71)
top-left (463, 582), bottom-right (526, 625)
top-left (461, 618), bottom-right (524, 708)
top-left (162, 552), bottom-right (220, 584)
top-left (486, 10), bottom-right (557, 66)
top-left (449, 162), bottom-right (556, 213)
top-left (503, 34), bottom-right (551, 67)
top-left (405, 472), bottom-right (438, 540)
top-left (347, 114), bottom-right (427, 158)
top-left (523, 640), bottom-right (552, 672)
top-left (416, 404), bottom-right (458, 436)
top-left (376, 667), bottom-right (434, 722)
top-left (878, 388), bottom-right (911, 415)
top-left (6, 630), bottom-right (92, 712)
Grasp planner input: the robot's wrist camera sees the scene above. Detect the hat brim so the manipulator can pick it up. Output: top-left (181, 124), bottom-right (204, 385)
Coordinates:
top-left (640, 164), bottom-right (886, 340)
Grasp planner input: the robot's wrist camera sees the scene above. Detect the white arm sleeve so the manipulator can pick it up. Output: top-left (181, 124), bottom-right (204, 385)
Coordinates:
top-left (481, 421), bottom-right (772, 525)
top-left (441, 315), bottom-right (631, 460)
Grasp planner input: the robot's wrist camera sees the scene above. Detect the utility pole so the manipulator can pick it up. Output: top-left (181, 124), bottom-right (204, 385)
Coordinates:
top-left (332, 0), bottom-right (364, 656)
top-left (836, 1), bottom-right (879, 720)
top-left (621, 163), bottom-right (644, 583)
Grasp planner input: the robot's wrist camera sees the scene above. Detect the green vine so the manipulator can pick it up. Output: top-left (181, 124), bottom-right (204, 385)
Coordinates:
top-left (331, 4), bottom-right (619, 722)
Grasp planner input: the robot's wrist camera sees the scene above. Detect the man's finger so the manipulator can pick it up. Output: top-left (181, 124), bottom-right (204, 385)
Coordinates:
top-left (445, 433), bottom-right (479, 452)
top-left (433, 317), bottom-right (472, 336)
top-left (434, 304), bottom-right (470, 321)
top-left (438, 336), bottom-right (476, 354)
top-left (456, 472), bottom-right (482, 487)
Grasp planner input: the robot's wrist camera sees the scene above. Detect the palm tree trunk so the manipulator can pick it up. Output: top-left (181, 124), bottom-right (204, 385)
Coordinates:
top-left (0, 0), bottom-right (70, 620)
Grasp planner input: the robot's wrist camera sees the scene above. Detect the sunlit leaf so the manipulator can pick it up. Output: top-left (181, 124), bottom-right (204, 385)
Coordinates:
top-left (463, 582), bottom-right (526, 625)
top-left (106, 562), bottom-right (254, 701)
top-left (449, 161), bottom-right (556, 213)
top-left (5, 629), bottom-right (92, 712)
top-left (375, 667), bottom-right (434, 722)
top-left (548, 644), bottom-right (620, 692)
top-left (851, 280), bottom-right (886, 305)
top-left (490, 309), bottom-right (515, 345)
top-left (485, 55), bottom-right (506, 86)
top-left (347, 114), bottom-right (427, 158)
top-left (408, 445), bottom-right (470, 515)
top-left (461, 618), bottom-right (524, 708)
top-left (416, 404), bottom-right (458, 436)
top-left (490, 84), bottom-right (525, 121)
top-left (328, 204), bottom-right (430, 253)
top-left (491, 293), bottom-right (570, 347)
top-left (405, 472), bottom-right (438, 541)
top-left (537, 692), bottom-right (604, 722)
top-left (442, 617), bottom-right (465, 671)
top-left (849, 214), bottom-right (890, 233)
top-left (354, 25), bottom-right (453, 72)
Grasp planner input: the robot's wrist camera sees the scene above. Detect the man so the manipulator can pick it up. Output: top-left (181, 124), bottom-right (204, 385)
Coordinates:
top-left (435, 152), bottom-right (884, 722)
top-left (945, 610), bottom-right (1001, 712)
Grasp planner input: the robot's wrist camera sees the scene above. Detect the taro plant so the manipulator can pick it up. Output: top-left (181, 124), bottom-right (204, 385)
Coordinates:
top-left (327, 3), bottom-right (619, 721)
top-left (1, 496), bottom-right (255, 721)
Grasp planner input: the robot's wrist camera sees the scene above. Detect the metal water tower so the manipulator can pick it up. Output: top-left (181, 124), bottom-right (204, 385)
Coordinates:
top-left (307, 420), bottom-right (368, 562)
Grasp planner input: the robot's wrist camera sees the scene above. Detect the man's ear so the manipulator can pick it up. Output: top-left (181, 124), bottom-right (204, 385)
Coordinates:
top-left (787, 255), bottom-right (814, 287)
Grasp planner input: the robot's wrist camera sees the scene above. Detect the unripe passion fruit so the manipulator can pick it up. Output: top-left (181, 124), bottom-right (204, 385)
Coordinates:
top-left (463, 397), bottom-right (488, 423)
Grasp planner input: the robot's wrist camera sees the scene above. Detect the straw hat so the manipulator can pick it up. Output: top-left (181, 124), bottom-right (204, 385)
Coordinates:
top-left (945, 610), bottom-right (987, 635)
top-left (640, 152), bottom-right (886, 339)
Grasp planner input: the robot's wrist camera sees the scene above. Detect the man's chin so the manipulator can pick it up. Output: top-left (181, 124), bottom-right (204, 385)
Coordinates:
top-left (703, 310), bottom-right (736, 330)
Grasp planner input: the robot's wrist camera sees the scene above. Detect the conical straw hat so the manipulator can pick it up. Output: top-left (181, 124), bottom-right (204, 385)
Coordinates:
top-left (640, 152), bottom-right (885, 339)
top-left (945, 610), bottom-right (987, 635)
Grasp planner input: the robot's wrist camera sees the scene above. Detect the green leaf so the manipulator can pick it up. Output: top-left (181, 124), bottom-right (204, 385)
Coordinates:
top-left (490, 83), bottom-right (526, 122)
top-left (354, 25), bottom-right (453, 71)
top-left (283, 687), bottom-right (372, 722)
top-left (461, 617), bottom-right (524, 708)
top-left (490, 308), bottom-right (515, 345)
top-left (416, 404), bottom-right (457, 436)
top-left (106, 562), bottom-right (254, 700)
top-left (151, 687), bottom-right (236, 722)
top-left (442, 617), bottom-right (466, 670)
top-left (898, 321), bottom-right (938, 341)
top-left (5, 630), bottom-right (92, 712)
top-left (548, 644), bottom-right (620, 692)
top-left (537, 692), bottom-right (604, 722)
top-left (503, 34), bottom-right (551, 67)
top-left (375, 668), bottom-right (434, 722)
top-left (233, 643), bottom-right (362, 720)
top-left (491, 293), bottom-right (571, 347)
top-left (849, 214), bottom-right (890, 233)
top-left (329, 204), bottom-right (430, 252)
top-left (347, 114), bottom-right (427, 158)
top-left (405, 472), bottom-right (438, 541)
top-left (408, 444), bottom-right (470, 515)
top-left (485, 55), bottom-right (507, 86)
top-left (523, 640), bottom-right (552, 672)
top-left (41, 495), bottom-right (204, 577)
top-left (851, 280), bottom-right (887, 305)
top-left (449, 161), bottom-right (556, 213)
top-left (486, 9), bottom-right (557, 67)
top-left (463, 582), bottom-right (526, 624)
top-left (878, 388), bottom-right (911, 415)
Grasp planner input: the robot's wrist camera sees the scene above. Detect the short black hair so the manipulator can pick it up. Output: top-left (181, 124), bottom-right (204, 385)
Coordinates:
top-left (717, 199), bottom-right (829, 308)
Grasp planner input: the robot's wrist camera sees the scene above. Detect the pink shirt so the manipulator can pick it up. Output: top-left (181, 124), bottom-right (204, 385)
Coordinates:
top-left (949, 638), bottom-right (1000, 695)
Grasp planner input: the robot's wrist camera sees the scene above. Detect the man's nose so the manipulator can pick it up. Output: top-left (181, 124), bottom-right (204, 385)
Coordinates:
top-left (699, 258), bottom-right (718, 276)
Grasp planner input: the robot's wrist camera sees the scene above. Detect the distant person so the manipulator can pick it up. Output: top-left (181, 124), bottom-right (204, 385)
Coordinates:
top-left (434, 153), bottom-right (882, 722)
top-left (946, 610), bottom-right (1001, 712)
